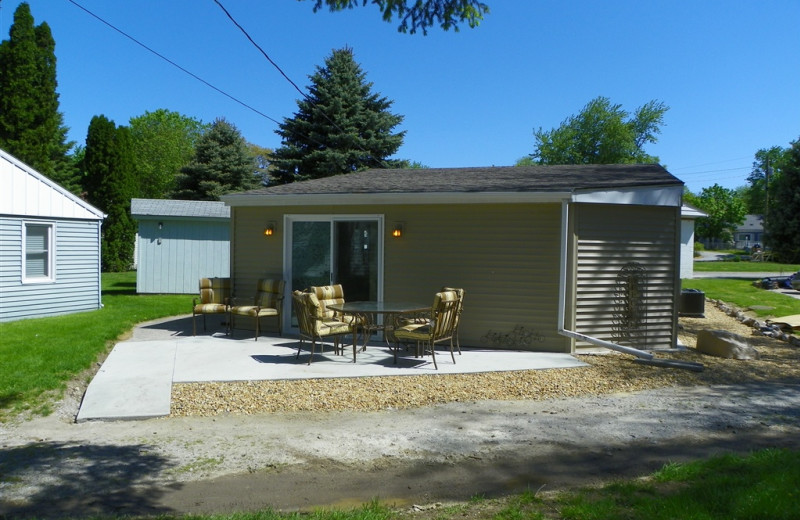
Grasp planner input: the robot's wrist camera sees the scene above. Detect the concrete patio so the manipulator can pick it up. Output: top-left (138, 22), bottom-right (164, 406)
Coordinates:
top-left (76, 314), bottom-right (589, 422)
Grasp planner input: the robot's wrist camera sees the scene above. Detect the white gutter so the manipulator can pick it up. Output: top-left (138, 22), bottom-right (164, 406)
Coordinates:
top-left (222, 191), bottom-right (573, 207)
top-left (556, 198), bottom-right (654, 360)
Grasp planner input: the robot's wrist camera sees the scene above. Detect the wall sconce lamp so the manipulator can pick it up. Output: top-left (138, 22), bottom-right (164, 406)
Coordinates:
top-left (391, 223), bottom-right (404, 238)
top-left (158, 222), bottom-right (163, 230)
top-left (264, 222), bottom-right (275, 237)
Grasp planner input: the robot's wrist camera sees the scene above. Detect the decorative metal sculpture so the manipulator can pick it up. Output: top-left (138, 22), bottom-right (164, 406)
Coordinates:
top-left (612, 261), bottom-right (648, 349)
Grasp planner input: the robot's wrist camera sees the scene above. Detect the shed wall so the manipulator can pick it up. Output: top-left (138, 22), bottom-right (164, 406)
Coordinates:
top-left (135, 218), bottom-right (230, 294)
top-left (0, 216), bottom-right (102, 322)
top-left (231, 203), bottom-right (571, 351)
top-left (573, 203), bottom-right (679, 349)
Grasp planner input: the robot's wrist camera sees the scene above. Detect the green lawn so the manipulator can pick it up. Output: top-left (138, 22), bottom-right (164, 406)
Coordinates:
top-left (682, 278), bottom-right (800, 319)
top-left (693, 260), bottom-right (800, 273)
top-left (0, 272), bottom-right (188, 418)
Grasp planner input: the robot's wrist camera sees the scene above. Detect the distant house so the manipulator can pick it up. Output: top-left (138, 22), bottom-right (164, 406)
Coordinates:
top-left (734, 214), bottom-right (764, 250)
top-left (221, 164), bottom-right (684, 352)
top-left (131, 198), bottom-right (230, 294)
top-left (0, 149), bottom-right (105, 322)
top-left (680, 204), bottom-right (707, 279)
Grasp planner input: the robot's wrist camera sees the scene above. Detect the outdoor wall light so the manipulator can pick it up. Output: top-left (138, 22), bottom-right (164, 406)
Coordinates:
top-left (158, 222), bottom-right (163, 230)
top-left (391, 223), bottom-right (403, 238)
top-left (264, 222), bottom-right (275, 237)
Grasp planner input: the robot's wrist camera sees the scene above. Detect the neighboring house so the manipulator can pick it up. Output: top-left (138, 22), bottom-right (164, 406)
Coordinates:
top-left (680, 204), bottom-right (707, 279)
top-left (221, 164), bottom-right (684, 353)
top-left (131, 198), bottom-right (230, 294)
top-left (0, 149), bottom-right (105, 322)
top-left (734, 214), bottom-right (764, 250)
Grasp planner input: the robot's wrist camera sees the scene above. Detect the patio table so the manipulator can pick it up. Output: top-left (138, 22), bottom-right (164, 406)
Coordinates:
top-left (327, 301), bottom-right (430, 361)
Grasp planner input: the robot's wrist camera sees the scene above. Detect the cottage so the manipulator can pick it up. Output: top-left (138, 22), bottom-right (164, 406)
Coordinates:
top-left (680, 204), bottom-right (707, 279)
top-left (221, 164), bottom-right (684, 352)
top-left (131, 198), bottom-right (230, 294)
top-left (0, 149), bottom-right (105, 322)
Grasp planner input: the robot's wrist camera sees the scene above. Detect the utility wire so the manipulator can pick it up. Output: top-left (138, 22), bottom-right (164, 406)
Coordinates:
top-left (65, 0), bottom-right (281, 126)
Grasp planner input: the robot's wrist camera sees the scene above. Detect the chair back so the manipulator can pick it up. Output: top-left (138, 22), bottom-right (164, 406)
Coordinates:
top-left (292, 291), bottom-right (315, 337)
top-left (255, 278), bottom-right (285, 308)
top-left (441, 287), bottom-right (465, 327)
top-left (199, 277), bottom-right (230, 304)
top-left (309, 284), bottom-right (345, 319)
top-left (431, 290), bottom-right (459, 340)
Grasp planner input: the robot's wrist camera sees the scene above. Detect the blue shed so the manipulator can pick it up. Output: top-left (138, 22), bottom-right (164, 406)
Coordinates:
top-left (0, 149), bottom-right (105, 322)
top-left (131, 198), bottom-right (230, 294)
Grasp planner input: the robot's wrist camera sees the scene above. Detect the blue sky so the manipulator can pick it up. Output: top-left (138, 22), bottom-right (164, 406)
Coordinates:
top-left (2, 1), bottom-right (798, 194)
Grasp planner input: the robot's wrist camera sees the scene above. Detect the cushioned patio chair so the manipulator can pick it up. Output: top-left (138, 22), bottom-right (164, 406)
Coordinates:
top-left (441, 287), bottom-right (465, 354)
top-left (309, 284), bottom-right (367, 344)
top-left (292, 290), bottom-right (354, 364)
top-left (192, 277), bottom-right (231, 336)
top-left (393, 290), bottom-right (459, 369)
top-left (229, 278), bottom-right (285, 340)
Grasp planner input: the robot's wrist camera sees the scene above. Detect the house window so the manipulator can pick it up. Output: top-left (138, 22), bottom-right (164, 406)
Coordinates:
top-left (23, 222), bottom-right (54, 282)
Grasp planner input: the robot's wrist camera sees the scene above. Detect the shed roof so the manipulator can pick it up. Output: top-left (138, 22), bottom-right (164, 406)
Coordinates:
top-left (231, 164), bottom-right (681, 197)
top-left (131, 198), bottom-right (230, 219)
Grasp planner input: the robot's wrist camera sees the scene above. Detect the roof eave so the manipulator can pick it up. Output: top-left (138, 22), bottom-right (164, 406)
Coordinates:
top-left (222, 191), bottom-right (575, 207)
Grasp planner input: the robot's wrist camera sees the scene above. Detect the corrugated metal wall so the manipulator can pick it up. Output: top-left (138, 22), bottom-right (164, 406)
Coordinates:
top-left (573, 203), bottom-right (679, 349)
top-left (0, 217), bottom-right (101, 322)
top-left (232, 203), bottom-right (571, 351)
top-left (136, 218), bottom-right (230, 294)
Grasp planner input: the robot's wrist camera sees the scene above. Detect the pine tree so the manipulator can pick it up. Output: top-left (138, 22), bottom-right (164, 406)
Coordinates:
top-left (173, 118), bottom-right (258, 200)
top-left (271, 47), bottom-right (405, 184)
top-left (0, 2), bottom-right (76, 191)
top-left (83, 115), bottom-right (137, 272)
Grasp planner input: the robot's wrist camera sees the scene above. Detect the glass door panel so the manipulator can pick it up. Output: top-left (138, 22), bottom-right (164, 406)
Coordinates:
top-left (334, 220), bottom-right (378, 302)
top-left (291, 220), bottom-right (331, 291)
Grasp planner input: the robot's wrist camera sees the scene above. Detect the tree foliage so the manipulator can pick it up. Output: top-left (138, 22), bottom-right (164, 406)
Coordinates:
top-left (310, 0), bottom-right (489, 34)
top-left (765, 138), bottom-right (800, 263)
top-left (173, 118), bottom-right (258, 201)
top-left (742, 146), bottom-right (788, 215)
top-left (82, 115), bottom-right (137, 272)
top-left (271, 47), bottom-right (405, 184)
top-left (128, 109), bottom-right (208, 199)
top-left (524, 96), bottom-right (668, 165)
top-left (0, 2), bottom-right (76, 191)
top-left (692, 184), bottom-right (747, 246)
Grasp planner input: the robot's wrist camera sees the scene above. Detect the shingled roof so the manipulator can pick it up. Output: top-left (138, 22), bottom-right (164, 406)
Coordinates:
top-left (231, 164), bottom-right (682, 198)
top-left (131, 198), bottom-right (230, 219)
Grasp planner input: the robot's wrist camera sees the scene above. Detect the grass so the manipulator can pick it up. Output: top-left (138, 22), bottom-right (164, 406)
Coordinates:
top-left (682, 278), bottom-right (800, 319)
top-left (693, 260), bottom-right (800, 273)
top-left (0, 272), bottom-right (188, 419)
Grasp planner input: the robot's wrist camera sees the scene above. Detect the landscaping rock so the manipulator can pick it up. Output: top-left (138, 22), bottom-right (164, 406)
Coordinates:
top-left (696, 330), bottom-right (761, 360)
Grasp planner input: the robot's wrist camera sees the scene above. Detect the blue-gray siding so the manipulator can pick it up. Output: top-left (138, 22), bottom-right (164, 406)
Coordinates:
top-left (135, 219), bottom-right (230, 294)
top-left (0, 216), bottom-right (102, 322)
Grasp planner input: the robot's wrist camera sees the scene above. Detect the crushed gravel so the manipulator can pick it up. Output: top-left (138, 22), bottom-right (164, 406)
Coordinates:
top-left (171, 301), bottom-right (800, 417)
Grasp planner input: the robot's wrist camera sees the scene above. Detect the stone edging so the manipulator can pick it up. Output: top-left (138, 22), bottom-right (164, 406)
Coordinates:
top-left (710, 298), bottom-right (800, 347)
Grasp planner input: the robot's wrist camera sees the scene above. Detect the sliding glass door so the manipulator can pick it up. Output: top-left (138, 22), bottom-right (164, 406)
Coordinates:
top-left (286, 216), bottom-right (383, 329)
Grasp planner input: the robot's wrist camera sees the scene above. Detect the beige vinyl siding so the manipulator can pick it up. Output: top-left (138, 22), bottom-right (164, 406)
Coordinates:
top-left (231, 203), bottom-right (570, 351)
top-left (573, 203), bottom-right (679, 350)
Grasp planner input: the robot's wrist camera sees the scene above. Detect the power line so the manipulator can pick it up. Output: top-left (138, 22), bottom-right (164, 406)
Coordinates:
top-left (65, 0), bottom-right (282, 126)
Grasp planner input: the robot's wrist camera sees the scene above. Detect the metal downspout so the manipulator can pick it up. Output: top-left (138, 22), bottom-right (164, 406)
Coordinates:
top-left (556, 199), bottom-right (654, 361)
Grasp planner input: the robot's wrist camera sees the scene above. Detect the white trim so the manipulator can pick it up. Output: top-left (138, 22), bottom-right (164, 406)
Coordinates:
top-left (571, 185), bottom-right (683, 206)
top-left (22, 220), bottom-right (56, 284)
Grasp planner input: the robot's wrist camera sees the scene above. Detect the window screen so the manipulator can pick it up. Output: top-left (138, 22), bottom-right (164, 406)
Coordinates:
top-left (25, 223), bottom-right (51, 279)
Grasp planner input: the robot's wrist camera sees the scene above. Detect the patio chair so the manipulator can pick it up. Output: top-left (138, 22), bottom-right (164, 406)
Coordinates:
top-left (292, 290), bottom-right (354, 364)
top-left (192, 277), bottom-right (231, 336)
top-left (393, 290), bottom-right (459, 369)
top-left (441, 287), bottom-right (465, 354)
top-left (309, 284), bottom-right (367, 344)
top-left (229, 278), bottom-right (285, 340)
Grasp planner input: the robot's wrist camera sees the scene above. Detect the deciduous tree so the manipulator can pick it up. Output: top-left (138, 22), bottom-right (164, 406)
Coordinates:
top-left (523, 97), bottom-right (668, 165)
top-left (693, 184), bottom-right (747, 248)
top-left (271, 47), bottom-right (404, 183)
top-left (128, 109), bottom-right (208, 199)
top-left (173, 118), bottom-right (258, 200)
top-left (765, 138), bottom-right (800, 262)
top-left (0, 2), bottom-right (76, 191)
top-left (309, 0), bottom-right (489, 34)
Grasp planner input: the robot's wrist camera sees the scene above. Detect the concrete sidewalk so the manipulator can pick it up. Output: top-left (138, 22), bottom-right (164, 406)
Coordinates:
top-left (76, 314), bottom-right (588, 422)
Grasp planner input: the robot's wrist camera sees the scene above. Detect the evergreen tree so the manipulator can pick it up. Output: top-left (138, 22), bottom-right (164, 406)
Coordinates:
top-left (173, 118), bottom-right (258, 200)
top-left (0, 2), bottom-right (76, 191)
top-left (83, 115), bottom-right (137, 272)
top-left (766, 138), bottom-right (800, 263)
top-left (271, 47), bottom-right (405, 184)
